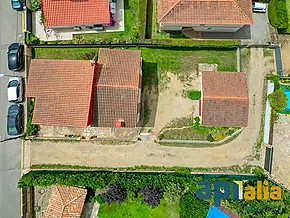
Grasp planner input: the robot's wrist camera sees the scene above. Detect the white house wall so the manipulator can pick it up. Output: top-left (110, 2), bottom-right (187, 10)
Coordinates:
top-left (160, 23), bottom-right (244, 32)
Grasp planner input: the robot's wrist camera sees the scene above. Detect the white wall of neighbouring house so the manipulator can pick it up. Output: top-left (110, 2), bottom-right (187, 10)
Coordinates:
top-left (160, 23), bottom-right (244, 32)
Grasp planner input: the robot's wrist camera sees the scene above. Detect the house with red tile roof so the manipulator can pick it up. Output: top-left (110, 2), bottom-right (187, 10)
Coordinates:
top-left (45, 185), bottom-right (87, 218)
top-left (26, 59), bottom-right (96, 128)
top-left (42, 0), bottom-right (111, 29)
top-left (94, 48), bottom-right (142, 127)
top-left (201, 71), bottom-right (249, 127)
top-left (158, 0), bottom-right (253, 32)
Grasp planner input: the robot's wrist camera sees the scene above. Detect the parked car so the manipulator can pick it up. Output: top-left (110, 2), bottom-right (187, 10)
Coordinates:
top-left (7, 104), bottom-right (24, 136)
top-left (252, 2), bottom-right (267, 13)
top-left (11, 0), bottom-right (24, 11)
top-left (7, 43), bottom-right (24, 71)
top-left (7, 76), bottom-right (24, 103)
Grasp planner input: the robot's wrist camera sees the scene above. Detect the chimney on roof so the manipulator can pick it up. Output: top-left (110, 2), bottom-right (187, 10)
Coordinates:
top-left (90, 54), bottom-right (98, 66)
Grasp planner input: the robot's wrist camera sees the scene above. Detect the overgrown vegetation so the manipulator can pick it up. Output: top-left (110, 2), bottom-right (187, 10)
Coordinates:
top-left (31, 0), bottom-right (41, 12)
top-left (140, 186), bottom-right (164, 207)
top-left (268, 89), bottom-right (287, 111)
top-left (187, 90), bottom-right (201, 100)
top-left (19, 171), bottom-right (290, 217)
top-left (139, 0), bottom-right (148, 42)
top-left (159, 117), bottom-right (239, 141)
top-left (268, 0), bottom-right (289, 31)
top-left (26, 100), bottom-right (38, 136)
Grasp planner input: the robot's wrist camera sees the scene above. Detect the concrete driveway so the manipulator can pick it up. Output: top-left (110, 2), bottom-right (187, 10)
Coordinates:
top-left (27, 48), bottom-right (275, 169)
top-left (0, 0), bottom-right (24, 217)
top-left (203, 13), bottom-right (269, 42)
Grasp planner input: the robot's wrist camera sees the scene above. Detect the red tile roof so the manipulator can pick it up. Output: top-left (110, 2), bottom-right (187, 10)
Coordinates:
top-left (158, 0), bottom-right (253, 25)
top-left (201, 71), bottom-right (249, 127)
top-left (95, 49), bottom-right (142, 127)
top-left (45, 185), bottom-right (87, 218)
top-left (27, 59), bottom-right (96, 128)
top-left (42, 0), bottom-right (110, 27)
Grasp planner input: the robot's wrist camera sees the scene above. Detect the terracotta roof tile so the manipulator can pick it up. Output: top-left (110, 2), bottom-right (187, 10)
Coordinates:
top-left (42, 0), bottom-right (110, 27)
top-left (45, 185), bottom-right (87, 218)
top-left (201, 71), bottom-right (249, 127)
top-left (27, 59), bottom-right (96, 128)
top-left (158, 0), bottom-right (253, 24)
top-left (94, 49), bottom-right (142, 127)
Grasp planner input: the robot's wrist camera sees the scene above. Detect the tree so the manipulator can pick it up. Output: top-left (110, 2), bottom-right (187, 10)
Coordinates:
top-left (102, 184), bottom-right (127, 205)
top-left (140, 186), bottom-right (163, 207)
top-left (268, 89), bottom-right (287, 111)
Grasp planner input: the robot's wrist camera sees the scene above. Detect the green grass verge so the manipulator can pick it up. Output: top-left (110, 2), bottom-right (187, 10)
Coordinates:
top-left (98, 197), bottom-right (179, 218)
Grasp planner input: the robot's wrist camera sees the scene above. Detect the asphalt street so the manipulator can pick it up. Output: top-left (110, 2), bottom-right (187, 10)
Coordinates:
top-left (0, 0), bottom-right (24, 217)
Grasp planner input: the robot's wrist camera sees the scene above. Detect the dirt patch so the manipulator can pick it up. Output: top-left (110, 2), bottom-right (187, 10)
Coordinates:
top-left (34, 186), bottom-right (52, 218)
top-left (280, 35), bottom-right (290, 76)
top-left (272, 114), bottom-right (290, 189)
top-left (146, 73), bottom-right (195, 132)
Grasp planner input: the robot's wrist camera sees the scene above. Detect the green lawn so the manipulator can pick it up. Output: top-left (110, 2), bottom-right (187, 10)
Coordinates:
top-left (268, 0), bottom-right (289, 32)
top-left (34, 48), bottom-right (99, 60)
top-left (98, 198), bottom-right (180, 218)
top-left (74, 0), bottom-right (140, 43)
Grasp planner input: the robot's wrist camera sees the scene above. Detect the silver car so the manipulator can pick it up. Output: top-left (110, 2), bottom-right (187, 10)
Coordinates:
top-left (7, 76), bottom-right (24, 103)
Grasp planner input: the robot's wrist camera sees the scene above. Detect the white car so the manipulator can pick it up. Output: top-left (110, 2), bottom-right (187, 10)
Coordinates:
top-left (7, 76), bottom-right (24, 102)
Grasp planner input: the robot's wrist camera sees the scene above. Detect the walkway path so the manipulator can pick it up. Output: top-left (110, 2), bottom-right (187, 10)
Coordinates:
top-left (28, 48), bottom-right (273, 168)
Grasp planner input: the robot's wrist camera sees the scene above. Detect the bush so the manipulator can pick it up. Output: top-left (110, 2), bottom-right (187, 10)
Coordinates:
top-left (140, 186), bottom-right (163, 207)
top-left (26, 33), bottom-right (40, 45)
top-left (163, 183), bottom-right (182, 203)
top-left (268, 89), bottom-right (287, 111)
top-left (206, 134), bottom-right (214, 142)
top-left (215, 134), bottom-right (225, 141)
top-left (102, 184), bottom-right (127, 205)
top-left (26, 116), bottom-right (38, 136)
top-left (226, 129), bottom-right (235, 136)
top-left (192, 116), bottom-right (201, 127)
top-left (268, 0), bottom-right (289, 29)
top-left (31, 0), bottom-right (41, 12)
top-left (187, 90), bottom-right (201, 100)
top-left (180, 191), bottom-right (209, 218)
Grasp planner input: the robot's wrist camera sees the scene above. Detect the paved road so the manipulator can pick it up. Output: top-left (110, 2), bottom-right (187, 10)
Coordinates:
top-left (0, 0), bottom-right (23, 217)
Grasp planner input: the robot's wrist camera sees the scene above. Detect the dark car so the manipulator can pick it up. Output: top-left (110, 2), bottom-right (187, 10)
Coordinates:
top-left (11, 0), bottom-right (24, 11)
top-left (7, 104), bottom-right (24, 136)
top-left (7, 43), bottom-right (24, 71)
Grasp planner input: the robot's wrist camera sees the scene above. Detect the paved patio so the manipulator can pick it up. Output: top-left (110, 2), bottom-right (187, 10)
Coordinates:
top-left (33, 0), bottom-right (124, 41)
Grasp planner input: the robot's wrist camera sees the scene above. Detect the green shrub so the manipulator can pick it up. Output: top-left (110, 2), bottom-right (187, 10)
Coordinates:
top-left (26, 33), bottom-right (40, 45)
top-left (268, 0), bottom-right (289, 29)
top-left (215, 134), bottom-right (225, 141)
top-left (226, 129), bottom-right (235, 136)
top-left (268, 88), bottom-right (287, 111)
top-left (31, 0), bottom-right (41, 12)
top-left (192, 116), bottom-right (201, 127)
top-left (187, 90), bottom-right (201, 100)
top-left (206, 134), bottom-right (214, 142)
top-left (26, 116), bottom-right (38, 136)
top-left (180, 191), bottom-right (209, 218)
top-left (163, 183), bottom-right (182, 203)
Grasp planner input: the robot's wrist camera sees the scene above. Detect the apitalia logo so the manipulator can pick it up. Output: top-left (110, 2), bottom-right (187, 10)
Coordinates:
top-left (196, 180), bottom-right (282, 206)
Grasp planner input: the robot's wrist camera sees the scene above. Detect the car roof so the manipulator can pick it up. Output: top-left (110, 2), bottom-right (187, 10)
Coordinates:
top-left (8, 104), bottom-right (21, 113)
top-left (8, 43), bottom-right (20, 50)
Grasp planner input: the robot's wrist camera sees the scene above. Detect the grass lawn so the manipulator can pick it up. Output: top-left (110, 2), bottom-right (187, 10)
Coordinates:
top-left (268, 0), bottom-right (289, 32)
top-left (73, 0), bottom-right (140, 43)
top-left (34, 48), bottom-right (99, 60)
top-left (98, 198), bottom-right (179, 218)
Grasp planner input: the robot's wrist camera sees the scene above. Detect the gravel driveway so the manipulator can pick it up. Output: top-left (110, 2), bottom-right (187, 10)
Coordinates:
top-left (26, 48), bottom-right (274, 169)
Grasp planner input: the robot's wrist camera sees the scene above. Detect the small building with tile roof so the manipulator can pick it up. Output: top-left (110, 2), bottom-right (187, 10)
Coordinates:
top-left (158, 0), bottom-right (253, 32)
top-left (45, 185), bottom-right (87, 218)
top-left (94, 48), bottom-right (142, 128)
top-left (42, 0), bottom-right (110, 29)
top-left (26, 59), bottom-right (96, 128)
top-left (201, 71), bottom-right (249, 127)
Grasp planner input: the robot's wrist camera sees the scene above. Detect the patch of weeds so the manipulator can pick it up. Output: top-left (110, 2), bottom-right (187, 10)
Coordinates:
top-left (263, 48), bottom-right (274, 57)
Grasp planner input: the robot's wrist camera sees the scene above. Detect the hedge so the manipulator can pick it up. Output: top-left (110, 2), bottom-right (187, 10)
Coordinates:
top-left (139, 0), bottom-right (148, 43)
top-left (268, 0), bottom-right (289, 29)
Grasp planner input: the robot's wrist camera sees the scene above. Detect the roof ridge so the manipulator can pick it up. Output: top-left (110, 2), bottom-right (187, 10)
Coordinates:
top-left (204, 96), bottom-right (249, 100)
top-left (231, 0), bottom-right (253, 24)
top-left (96, 84), bottom-right (139, 89)
top-left (159, 0), bottom-right (181, 22)
top-left (62, 190), bottom-right (86, 210)
top-left (55, 186), bottom-right (66, 218)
